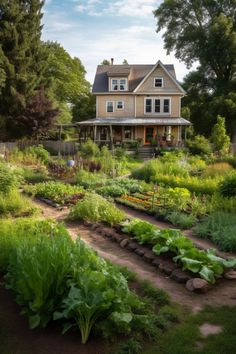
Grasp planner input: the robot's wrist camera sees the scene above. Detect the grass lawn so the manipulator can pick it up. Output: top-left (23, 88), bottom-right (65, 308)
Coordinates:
top-left (145, 305), bottom-right (236, 354)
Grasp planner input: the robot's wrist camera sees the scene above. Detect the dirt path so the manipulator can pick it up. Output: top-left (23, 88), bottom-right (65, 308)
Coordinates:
top-left (33, 199), bottom-right (236, 312)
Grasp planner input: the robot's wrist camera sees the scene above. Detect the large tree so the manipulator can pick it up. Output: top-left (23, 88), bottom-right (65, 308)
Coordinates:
top-left (43, 41), bottom-right (92, 123)
top-left (154, 0), bottom-right (236, 136)
top-left (0, 0), bottom-right (46, 137)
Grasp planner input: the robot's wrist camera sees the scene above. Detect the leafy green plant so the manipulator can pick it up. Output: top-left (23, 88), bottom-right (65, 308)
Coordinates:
top-left (69, 193), bottom-right (126, 226)
top-left (76, 170), bottom-right (107, 189)
top-left (6, 224), bottom-right (74, 329)
top-left (25, 181), bottom-right (83, 205)
top-left (122, 218), bottom-right (236, 283)
top-left (0, 218), bottom-right (55, 272)
top-left (96, 184), bottom-right (127, 198)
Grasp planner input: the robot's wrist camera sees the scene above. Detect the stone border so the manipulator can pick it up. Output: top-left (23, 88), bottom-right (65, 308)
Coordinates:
top-left (83, 221), bottom-right (217, 293)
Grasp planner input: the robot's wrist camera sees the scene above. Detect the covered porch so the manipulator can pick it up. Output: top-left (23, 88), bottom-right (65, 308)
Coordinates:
top-left (77, 117), bottom-right (191, 148)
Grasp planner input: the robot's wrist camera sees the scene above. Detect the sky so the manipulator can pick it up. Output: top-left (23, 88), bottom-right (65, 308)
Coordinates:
top-left (42, 0), bottom-right (193, 85)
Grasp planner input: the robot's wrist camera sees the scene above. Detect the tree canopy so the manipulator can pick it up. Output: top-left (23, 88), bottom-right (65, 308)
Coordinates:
top-left (154, 0), bottom-right (236, 137)
top-left (0, 1), bottom-right (94, 140)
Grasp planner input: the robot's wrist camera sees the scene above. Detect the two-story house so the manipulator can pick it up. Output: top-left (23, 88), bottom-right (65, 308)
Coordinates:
top-left (78, 60), bottom-right (191, 148)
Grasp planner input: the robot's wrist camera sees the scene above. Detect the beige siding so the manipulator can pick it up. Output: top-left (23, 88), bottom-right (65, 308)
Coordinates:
top-left (96, 95), bottom-right (134, 118)
top-left (135, 65), bottom-right (181, 93)
top-left (136, 95), bottom-right (180, 118)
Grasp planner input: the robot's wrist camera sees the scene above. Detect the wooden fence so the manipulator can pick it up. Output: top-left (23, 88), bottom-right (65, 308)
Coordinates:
top-left (0, 141), bottom-right (78, 156)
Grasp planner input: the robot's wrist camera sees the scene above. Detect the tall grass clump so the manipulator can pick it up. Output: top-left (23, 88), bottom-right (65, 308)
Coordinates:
top-left (193, 211), bottom-right (236, 252)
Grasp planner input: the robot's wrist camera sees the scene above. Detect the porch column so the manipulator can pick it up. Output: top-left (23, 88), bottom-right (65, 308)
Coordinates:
top-left (109, 125), bottom-right (114, 149)
top-left (93, 125), bottom-right (97, 142)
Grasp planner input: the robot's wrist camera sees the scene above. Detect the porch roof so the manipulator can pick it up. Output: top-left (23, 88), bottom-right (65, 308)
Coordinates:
top-left (77, 117), bottom-right (191, 126)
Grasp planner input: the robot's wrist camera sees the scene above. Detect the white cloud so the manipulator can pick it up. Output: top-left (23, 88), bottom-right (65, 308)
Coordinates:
top-left (42, 0), bottom-right (191, 84)
top-left (75, 0), bottom-right (103, 16)
top-left (107, 0), bottom-right (157, 17)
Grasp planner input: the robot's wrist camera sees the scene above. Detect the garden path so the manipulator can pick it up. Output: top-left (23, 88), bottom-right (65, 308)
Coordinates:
top-left (33, 199), bottom-right (236, 312)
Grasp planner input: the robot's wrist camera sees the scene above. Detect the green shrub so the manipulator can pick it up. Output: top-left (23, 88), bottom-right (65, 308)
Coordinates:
top-left (79, 139), bottom-right (100, 159)
top-left (219, 174), bottom-right (236, 197)
top-left (24, 145), bottom-right (50, 164)
top-left (186, 135), bottom-right (212, 156)
top-left (166, 212), bottom-right (197, 229)
top-left (0, 163), bottom-right (19, 194)
top-left (69, 193), bottom-right (126, 226)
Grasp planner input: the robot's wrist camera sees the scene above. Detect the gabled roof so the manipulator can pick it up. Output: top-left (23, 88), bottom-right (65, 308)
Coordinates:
top-left (133, 60), bottom-right (185, 94)
top-left (92, 63), bottom-right (178, 93)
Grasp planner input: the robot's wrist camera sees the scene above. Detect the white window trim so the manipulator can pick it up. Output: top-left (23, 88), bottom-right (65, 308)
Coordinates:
top-left (106, 101), bottom-right (114, 113)
top-left (116, 101), bottom-right (124, 110)
top-left (110, 78), bottom-right (128, 91)
top-left (154, 77), bottom-right (163, 88)
top-left (144, 97), bottom-right (171, 115)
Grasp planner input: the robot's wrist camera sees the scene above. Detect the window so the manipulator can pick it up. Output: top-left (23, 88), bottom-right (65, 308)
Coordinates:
top-left (154, 77), bottom-right (163, 87)
top-left (116, 101), bottom-right (124, 109)
top-left (106, 101), bottom-right (114, 113)
top-left (145, 97), bottom-right (171, 114)
top-left (119, 79), bottom-right (126, 90)
top-left (154, 99), bottom-right (161, 113)
top-left (124, 126), bottom-right (132, 140)
top-left (111, 78), bottom-right (127, 91)
top-left (163, 99), bottom-right (170, 113)
top-left (145, 98), bottom-right (152, 113)
top-left (111, 79), bottom-right (118, 90)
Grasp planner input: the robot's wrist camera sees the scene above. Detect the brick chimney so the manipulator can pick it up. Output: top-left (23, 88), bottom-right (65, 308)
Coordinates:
top-left (111, 58), bottom-right (114, 65)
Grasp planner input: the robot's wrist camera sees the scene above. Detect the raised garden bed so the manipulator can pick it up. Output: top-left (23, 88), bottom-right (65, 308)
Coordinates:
top-left (82, 220), bottom-right (236, 293)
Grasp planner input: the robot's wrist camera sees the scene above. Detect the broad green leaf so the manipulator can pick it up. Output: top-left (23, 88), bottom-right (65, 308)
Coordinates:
top-left (199, 266), bottom-right (216, 284)
top-left (180, 258), bottom-right (202, 273)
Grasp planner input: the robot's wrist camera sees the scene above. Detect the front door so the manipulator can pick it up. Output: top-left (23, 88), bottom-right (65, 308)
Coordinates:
top-left (144, 126), bottom-right (154, 144)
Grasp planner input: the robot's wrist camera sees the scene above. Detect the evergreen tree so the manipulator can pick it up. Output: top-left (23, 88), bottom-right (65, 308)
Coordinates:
top-left (211, 115), bottom-right (230, 156)
top-left (0, 0), bottom-right (46, 136)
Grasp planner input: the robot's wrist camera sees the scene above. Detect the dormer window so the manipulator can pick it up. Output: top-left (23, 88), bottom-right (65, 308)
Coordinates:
top-left (111, 78), bottom-right (127, 91)
top-left (154, 77), bottom-right (163, 87)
